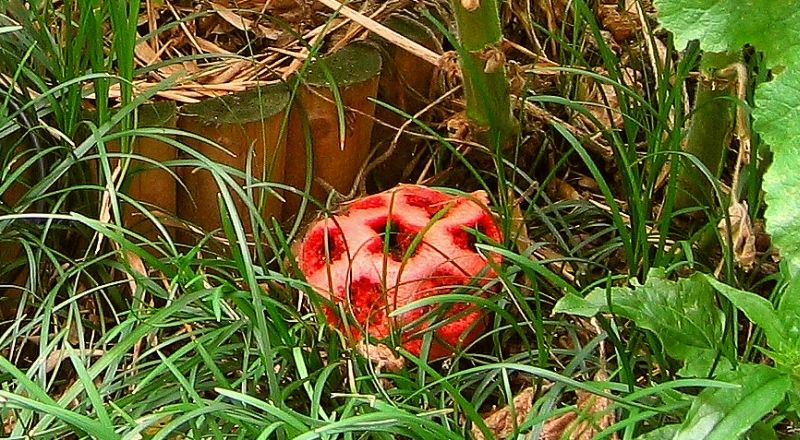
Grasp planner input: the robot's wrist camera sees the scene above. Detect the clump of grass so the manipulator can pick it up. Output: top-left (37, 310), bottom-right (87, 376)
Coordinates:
top-left (0, 0), bottom-right (790, 438)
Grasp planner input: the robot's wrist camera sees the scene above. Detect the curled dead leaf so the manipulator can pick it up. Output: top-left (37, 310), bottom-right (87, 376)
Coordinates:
top-left (509, 193), bottom-right (532, 253)
top-left (482, 46), bottom-right (506, 74)
top-left (356, 342), bottom-right (404, 374)
top-left (210, 3), bottom-right (281, 39)
top-left (45, 348), bottom-right (106, 373)
top-left (438, 51), bottom-right (462, 88)
top-left (471, 373), bottom-right (617, 440)
top-left (718, 200), bottom-right (757, 271)
top-left (540, 389), bottom-right (618, 440)
top-left (577, 68), bottom-right (638, 131)
top-left (461, 0), bottom-right (480, 12)
top-left (546, 177), bottom-right (581, 201)
top-left (446, 113), bottom-right (472, 141)
top-left (542, 371), bottom-right (618, 440)
top-left (575, 175), bottom-right (599, 192)
top-left (597, 1), bottom-right (641, 43)
top-left (471, 387), bottom-right (535, 440)
top-left (122, 250), bottom-right (148, 295)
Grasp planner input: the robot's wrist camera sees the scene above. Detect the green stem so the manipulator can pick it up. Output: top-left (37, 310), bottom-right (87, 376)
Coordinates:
top-left (675, 51), bottom-right (740, 212)
top-left (450, 0), bottom-right (516, 145)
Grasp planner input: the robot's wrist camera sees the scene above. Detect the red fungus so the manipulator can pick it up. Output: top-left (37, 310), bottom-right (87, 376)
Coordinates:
top-left (297, 185), bottom-right (502, 359)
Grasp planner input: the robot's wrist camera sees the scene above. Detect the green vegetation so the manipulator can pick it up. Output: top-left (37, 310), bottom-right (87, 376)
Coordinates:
top-left (0, 0), bottom-right (798, 438)
top-left (449, 0), bottom-right (517, 146)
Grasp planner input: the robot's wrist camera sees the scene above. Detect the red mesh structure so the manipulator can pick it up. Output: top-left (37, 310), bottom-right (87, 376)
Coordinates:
top-left (298, 185), bottom-right (502, 359)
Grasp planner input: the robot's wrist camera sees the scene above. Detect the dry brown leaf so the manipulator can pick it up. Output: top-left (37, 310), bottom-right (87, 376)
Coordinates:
top-left (535, 246), bottom-right (575, 282)
top-left (541, 373), bottom-right (618, 440)
top-left (719, 200), bottom-right (757, 270)
top-left (233, 0), bottom-right (299, 12)
top-left (540, 411), bottom-right (578, 440)
top-left (207, 59), bottom-right (251, 84)
top-left (163, 0), bottom-right (204, 53)
top-left (134, 39), bottom-right (160, 65)
top-left (597, 0), bottom-right (641, 42)
top-left (195, 36), bottom-right (232, 54)
top-left (210, 3), bottom-right (281, 39)
top-left (188, 88), bottom-right (239, 97)
top-left (316, 0), bottom-right (440, 66)
top-left (134, 49), bottom-right (186, 78)
top-left (534, 0), bottom-right (571, 32)
top-left (547, 177), bottom-right (581, 201)
top-left (471, 387), bottom-right (535, 440)
top-left (592, 82), bottom-right (623, 129)
top-left (44, 348), bottom-right (106, 373)
top-left (462, 0), bottom-right (481, 12)
top-left (561, 390), bottom-right (617, 439)
top-left (356, 342), bottom-right (405, 373)
top-left (122, 249), bottom-right (148, 295)
top-left (154, 90), bottom-right (201, 103)
top-left (575, 175), bottom-right (599, 192)
top-left (95, 165), bottom-right (124, 253)
top-left (181, 60), bottom-right (200, 74)
top-left (472, 370), bottom-right (617, 440)
top-left (578, 68), bottom-right (638, 131)
top-left (509, 194), bottom-right (532, 253)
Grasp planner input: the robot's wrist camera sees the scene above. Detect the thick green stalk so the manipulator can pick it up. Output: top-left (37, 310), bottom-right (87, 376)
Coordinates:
top-left (451, 0), bottom-right (516, 145)
top-left (675, 51), bottom-right (739, 211)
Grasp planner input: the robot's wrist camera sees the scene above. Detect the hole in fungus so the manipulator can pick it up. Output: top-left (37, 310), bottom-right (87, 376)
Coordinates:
top-left (367, 216), bottom-right (420, 261)
top-left (450, 224), bottom-right (481, 252)
top-left (303, 225), bottom-right (346, 272)
top-left (449, 213), bottom-right (500, 252)
top-left (348, 277), bottom-right (387, 328)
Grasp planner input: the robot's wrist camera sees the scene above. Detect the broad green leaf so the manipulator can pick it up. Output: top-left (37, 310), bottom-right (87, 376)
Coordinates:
top-left (774, 275), bottom-right (800, 385)
top-left (675, 364), bottom-right (790, 440)
top-left (756, 69), bottom-right (800, 276)
top-left (677, 350), bottom-right (731, 379)
top-left (746, 422), bottom-right (779, 440)
top-left (654, 0), bottom-right (800, 274)
top-left (706, 273), bottom-right (800, 379)
top-left (554, 269), bottom-right (729, 376)
top-left (635, 425), bottom-right (680, 440)
top-left (777, 275), bottom-right (800, 346)
top-left (704, 276), bottom-right (783, 346)
top-left (654, 1), bottom-right (799, 63)
top-left (551, 291), bottom-right (604, 317)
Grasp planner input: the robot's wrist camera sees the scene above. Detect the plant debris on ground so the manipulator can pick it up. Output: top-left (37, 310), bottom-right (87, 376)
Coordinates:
top-left (0, 0), bottom-right (798, 438)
